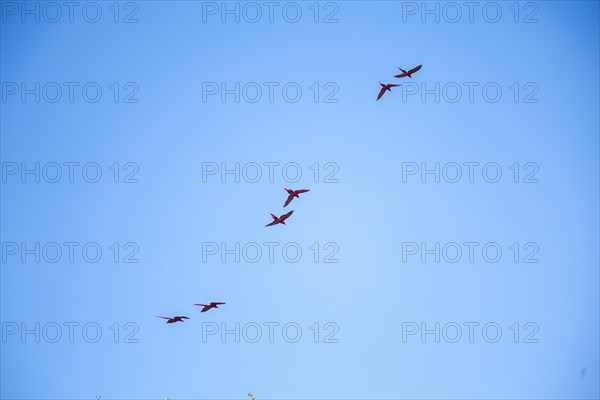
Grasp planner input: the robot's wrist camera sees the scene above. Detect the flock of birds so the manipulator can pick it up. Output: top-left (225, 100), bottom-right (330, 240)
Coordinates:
top-left (156, 189), bottom-right (310, 324)
top-left (155, 302), bottom-right (226, 324)
top-left (140, 65), bottom-right (427, 400)
top-left (154, 67), bottom-right (424, 325)
top-left (376, 64), bottom-right (423, 100)
top-left (156, 67), bottom-right (422, 323)
top-left (265, 188), bottom-right (310, 227)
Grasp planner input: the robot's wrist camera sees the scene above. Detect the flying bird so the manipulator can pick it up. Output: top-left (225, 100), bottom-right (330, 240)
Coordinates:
top-left (194, 302), bottom-right (226, 312)
top-left (155, 315), bottom-right (189, 324)
top-left (395, 64), bottom-right (422, 78)
top-left (265, 210), bottom-right (294, 226)
top-left (283, 188), bottom-right (309, 207)
top-left (377, 83), bottom-right (400, 101)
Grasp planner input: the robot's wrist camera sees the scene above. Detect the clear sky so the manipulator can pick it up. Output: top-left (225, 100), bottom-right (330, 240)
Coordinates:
top-left (1, 1), bottom-right (599, 399)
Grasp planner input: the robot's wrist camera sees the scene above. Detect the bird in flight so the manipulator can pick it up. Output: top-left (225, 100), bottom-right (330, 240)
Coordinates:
top-left (283, 188), bottom-right (309, 207)
top-left (377, 83), bottom-right (401, 101)
top-left (265, 210), bottom-right (294, 226)
top-left (395, 64), bottom-right (422, 78)
top-left (194, 302), bottom-right (226, 312)
top-left (155, 315), bottom-right (190, 324)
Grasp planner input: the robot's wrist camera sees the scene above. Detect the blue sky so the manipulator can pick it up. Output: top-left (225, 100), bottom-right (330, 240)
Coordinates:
top-left (1, 1), bottom-right (599, 399)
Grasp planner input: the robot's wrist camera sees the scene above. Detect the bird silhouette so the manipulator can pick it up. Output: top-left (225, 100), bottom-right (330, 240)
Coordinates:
top-left (377, 83), bottom-right (400, 101)
top-left (155, 315), bottom-right (190, 324)
top-left (265, 210), bottom-right (294, 226)
top-left (395, 65), bottom-right (422, 78)
top-left (284, 188), bottom-right (309, 207)
top-left (194, 302), bottom-right (226, 312)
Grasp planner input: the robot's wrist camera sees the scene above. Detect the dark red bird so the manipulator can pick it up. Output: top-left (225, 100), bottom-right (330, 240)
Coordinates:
top-left (284, 188), bottom-right (309, 207)
top-left (155, 315), bottom-right (190, 324)
top-left (194, 302), bottom-right (226, 312)
top-left (394, 65), bottom-right (422, 78)
top-left (377, 82), bottom-right (401, 101)
top-left (265, 210), bottom-right (294, 227)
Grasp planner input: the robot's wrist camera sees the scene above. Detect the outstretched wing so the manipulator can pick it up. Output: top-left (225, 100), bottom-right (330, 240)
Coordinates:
top-left (389, 84), bottom-right (401, 88)
top-left (155, 315), bottom-right (171, 320)
top-left (265, 220), bottom-right (279, 227)
top-left (395, 67), bottom-right (408, 78)
top-left (295, 189), bottom-right (310, 194)
top-left (211, 302), bottom-right (226, 306)
top-left (283, 194), bottom-right (295, 207)
top-left (409, 64), bottom-right (422, 74)
top-left (377, 87), bottom-right (387, 101)
top-left (174, 316), bottom-right (189, 319)
top-left (280, 210), bottom-right (294, 221)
